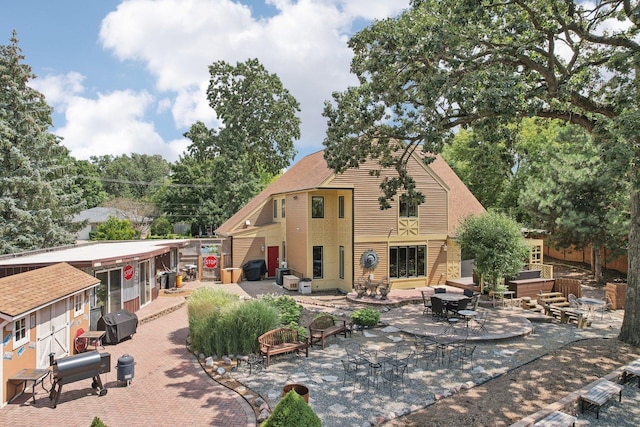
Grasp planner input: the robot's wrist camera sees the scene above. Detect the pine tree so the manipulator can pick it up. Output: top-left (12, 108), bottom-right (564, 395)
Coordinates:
top-left (0, 32), bottom-right (84, 253)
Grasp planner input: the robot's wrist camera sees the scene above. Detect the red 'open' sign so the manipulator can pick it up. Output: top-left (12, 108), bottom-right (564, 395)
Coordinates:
top-left (204, 255), bottom-right (218, 269)
top-left (124, 264), bottom-right (134, 281)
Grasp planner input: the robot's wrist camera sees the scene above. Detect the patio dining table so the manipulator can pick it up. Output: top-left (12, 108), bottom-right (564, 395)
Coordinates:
top-left (433, 293), bottom-right (469, 317)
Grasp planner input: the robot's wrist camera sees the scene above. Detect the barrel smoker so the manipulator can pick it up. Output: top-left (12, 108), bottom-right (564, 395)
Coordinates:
top-left (49, 351), bottom-right (110, 408)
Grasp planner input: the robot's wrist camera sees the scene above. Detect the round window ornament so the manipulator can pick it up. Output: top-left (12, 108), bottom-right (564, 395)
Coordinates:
top-left (360, 250), bottom-right (379, 269)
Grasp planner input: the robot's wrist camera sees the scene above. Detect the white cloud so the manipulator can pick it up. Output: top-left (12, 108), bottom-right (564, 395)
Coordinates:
top-left (55, 89), bottom-right (178, 160)
top-left (30, 72), bottom-right (85, 107)
top-left (98, 0), bottom-right (409, 155)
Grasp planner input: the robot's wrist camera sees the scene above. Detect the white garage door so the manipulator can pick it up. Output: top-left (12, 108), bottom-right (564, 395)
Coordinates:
top-left (36, 300), bottom-right (69, 369)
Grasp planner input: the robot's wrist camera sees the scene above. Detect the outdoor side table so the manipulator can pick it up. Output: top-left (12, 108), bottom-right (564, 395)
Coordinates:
top-left (8, 368), bottom-right (51, 403)
top-left (492, 290), bottom-right (515, 309)
top-left (79, 330), bottom-right (106, 351)
top-left (457, 310), bottom-right (477, 328)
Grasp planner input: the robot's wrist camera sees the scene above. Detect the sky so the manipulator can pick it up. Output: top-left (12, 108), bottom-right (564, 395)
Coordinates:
top-left (1, 0), bottom-right (410, 164)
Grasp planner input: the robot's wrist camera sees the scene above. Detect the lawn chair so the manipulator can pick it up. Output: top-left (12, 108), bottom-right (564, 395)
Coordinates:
top-left (463, 289), bottom-right (474, 297)
top-left (435, 287), bottom-right (446, 294)
top-left (341, 359), bottom-right (368, 393)
top-left (431, 296), bottom-right (447, 320)
top-left (381, 362), bottom-right (407, 397)
top-left (595, 296), bottom-right (614, 320)
top-left (411, 334), bottom-right (438, 369)
top-left (472, 311), bottom-right (488, 335)
top-left (451, 342), bottom-right (476, 369)
top-left (450, 297), bottom-right (471, 318)
top-left (421, 290), bottom-right (432, 315)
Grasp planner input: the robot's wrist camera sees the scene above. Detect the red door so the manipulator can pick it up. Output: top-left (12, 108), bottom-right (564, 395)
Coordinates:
top-left (267, 246), bottom-right (279, 277)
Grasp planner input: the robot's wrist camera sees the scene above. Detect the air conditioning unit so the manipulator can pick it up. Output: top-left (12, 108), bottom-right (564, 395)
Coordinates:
top-left (283, 275), bottom-right (300, 291)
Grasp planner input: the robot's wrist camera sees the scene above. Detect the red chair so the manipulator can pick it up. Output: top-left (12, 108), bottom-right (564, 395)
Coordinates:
top-left (74, 328), bottom-right (87, 353)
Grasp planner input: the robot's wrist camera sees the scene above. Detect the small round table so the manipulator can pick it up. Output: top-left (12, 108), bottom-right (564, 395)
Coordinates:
top-left (457, 309), bottom-right (478, 328)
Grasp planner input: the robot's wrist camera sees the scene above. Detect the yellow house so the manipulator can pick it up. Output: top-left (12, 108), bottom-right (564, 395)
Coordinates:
top-left (0, 263), bottom-right (100, 406)
top-left (216, 150), bottom-right (485, 293)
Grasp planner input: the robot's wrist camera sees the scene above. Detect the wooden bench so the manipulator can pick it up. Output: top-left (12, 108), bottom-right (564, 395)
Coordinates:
top-left (546, 306), bottom-right (587, 327)
top-left (579, 379), bottom-right (623, 419)
top-left (622, 359), bottom-right (640, 387)
top-left (258, 327), bottom-right (309, 367)
top-left (533, 410), bottom-right (577, 427)
top-left (308, 314), bottom-right (350, 349)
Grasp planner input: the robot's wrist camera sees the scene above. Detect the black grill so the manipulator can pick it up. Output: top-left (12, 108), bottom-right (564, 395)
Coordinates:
top-left (49, 351), bottom-right (110, 407)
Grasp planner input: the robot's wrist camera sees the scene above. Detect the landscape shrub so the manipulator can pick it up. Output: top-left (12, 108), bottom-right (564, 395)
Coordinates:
top-left (350, 308), bottom-right (380, 327)
top-left (262, 390), bottom-right (321, 427)
top-left (259, 294), bottom-right (303, 326)
top-left (187, 288), bottom-right (278, 355)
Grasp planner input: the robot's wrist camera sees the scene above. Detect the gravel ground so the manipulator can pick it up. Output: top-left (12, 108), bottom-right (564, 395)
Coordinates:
top-left (230, 301), bottom-right (628, 427)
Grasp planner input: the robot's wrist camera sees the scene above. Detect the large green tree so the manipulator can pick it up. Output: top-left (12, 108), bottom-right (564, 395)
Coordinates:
top-left (521, 125), bottom-right (629, 283)
top-left (0, 33), bottom-right (84, 253)
top-left (160, 59), bottom-right (299, 231)
top-left (323, 1), bottom-right (640, 344)
top-left (90, 153), bottom-right (170, 200)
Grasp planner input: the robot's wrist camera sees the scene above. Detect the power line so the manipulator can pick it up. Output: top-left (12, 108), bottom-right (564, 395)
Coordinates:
top-left (77, 176), bottom-right (218, 188)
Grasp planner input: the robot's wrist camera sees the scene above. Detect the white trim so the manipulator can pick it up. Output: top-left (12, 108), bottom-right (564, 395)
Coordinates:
top-left (73, 292), bottom-right (84, 317)
top-left (12, 316), bottom-right (29, 350)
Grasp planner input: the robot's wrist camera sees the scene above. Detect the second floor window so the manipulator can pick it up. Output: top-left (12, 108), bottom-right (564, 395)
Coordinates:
top-left (399, 200), bottom-right (417, 217)
top-left (273, 200), bottom-right (278, 218)
top-left (338, 196), bottom-right (345, 218)
top-left (281, 199), bottom-right (286, 218)
top-left (312, 196), bottom-right (324, 218)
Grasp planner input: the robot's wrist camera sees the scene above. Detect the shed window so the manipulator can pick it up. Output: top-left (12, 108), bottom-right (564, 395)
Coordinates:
top-left (13, 317), bottom-right (29, 349)
top-left (74, 293), bottom-right (84, 317)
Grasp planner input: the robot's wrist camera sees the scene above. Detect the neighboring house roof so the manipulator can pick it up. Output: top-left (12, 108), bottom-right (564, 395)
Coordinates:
top-left (0, 240), bottom-right (189, 269)
top-left (73, 206), bottom-right (128, 224)
top-left (216, 149), bottom-right (484, 236)
top-left (0, 263), bottom-right (100, 318)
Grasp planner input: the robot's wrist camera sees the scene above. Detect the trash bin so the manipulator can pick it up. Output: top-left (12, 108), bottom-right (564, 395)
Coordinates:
top-left (116, 354), bottom-right (135, 386)
top-left (98, 310), bottom-right (138, 344)
top-left (167, 271), bottom-right (177, 288)
top-left (299, 278), bottom-right (312, 294)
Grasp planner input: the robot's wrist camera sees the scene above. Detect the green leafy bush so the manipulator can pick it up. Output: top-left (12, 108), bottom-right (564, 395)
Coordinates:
top-left (262, 390), bottom-right (321, 427)
top-left (260, 294), bottom-right (303, 326)
top-left (350, 308), bottom-right (380, 327)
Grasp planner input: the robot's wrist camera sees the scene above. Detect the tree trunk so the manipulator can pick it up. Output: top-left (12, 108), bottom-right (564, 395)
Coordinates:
top-left (619, 188), bottom-right (640, 345)
top-left (592, 245), bottom-right (603, 284)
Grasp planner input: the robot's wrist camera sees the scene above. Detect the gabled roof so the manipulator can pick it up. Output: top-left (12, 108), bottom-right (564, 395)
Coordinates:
top-left (0, 263), bottom-right (100, 318)
top-left (217, 150), bottom-right (332, 234)
top-left (73, 206), bottom-right (127, 223)
top-left (216, 149), bottom-right (484, 236)
top-left (427, 155), bottom-right (485, 235)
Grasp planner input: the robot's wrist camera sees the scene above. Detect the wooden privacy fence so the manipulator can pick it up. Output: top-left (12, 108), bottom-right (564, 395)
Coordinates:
top-left (554, 278), bottom-right (582, 298)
